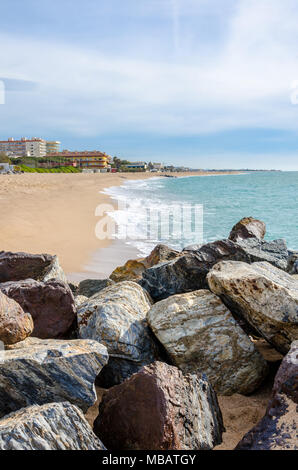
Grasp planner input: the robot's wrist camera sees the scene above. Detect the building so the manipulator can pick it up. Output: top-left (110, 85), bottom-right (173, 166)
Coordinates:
top-left (126, 162), bottom-right (148, 170)
top-left (49, 151), bottom-right (111, 169)
top-left (0, 137), bottom-right (47, 158)
top-left (152, 163), bottom-right (164, 170)
top-left (46, 141), bottom-right (61, 154)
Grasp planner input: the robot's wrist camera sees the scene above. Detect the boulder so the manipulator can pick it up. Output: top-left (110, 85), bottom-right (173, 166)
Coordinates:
top-left (78, 281), bottom-right (158, 387)
top-left (0, 402), bottom-right (105, 450)
top-left (229, 217), bottom-right (266, 242)
top-left (0, 337), bottom-right (109, 417)
top-left (287, 250), bottom-right (298, 274)
top-left (110, 244), bottom-right (181, 283)
top-left (140, 238), bottom-right (289, 301)
top-left (77, 278), bottom-right (114, 298)
top-left (147, 290), bottom-right (268, 395)
top-left (94, 361), bottom-right (224, 450)
top-left (235, 341), bottom-right (298, 450)
top-left (0, 279), bottom-right (76, 339)
top-left (207, 261), bottom-right (298, 354)
top-left (0, 251), bottom-right (66, 283)
top-left (74, 295), bottom-right (88, 308)
top-left (0, 291), bottom-right (33, 345)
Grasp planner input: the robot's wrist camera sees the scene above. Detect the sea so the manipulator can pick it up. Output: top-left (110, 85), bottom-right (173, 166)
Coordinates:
top-left (103, 171), bottom-right (298, 258)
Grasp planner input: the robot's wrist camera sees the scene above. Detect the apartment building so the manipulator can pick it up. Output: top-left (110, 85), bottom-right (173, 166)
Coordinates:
top-left (0, 137), bottom-right (47, 158)
top-left (46, 141), bottom-right (61, 154)
top-left (49, 151), bottom-right (111, 169)
top-left (126, 162), bottom-right (148, 170)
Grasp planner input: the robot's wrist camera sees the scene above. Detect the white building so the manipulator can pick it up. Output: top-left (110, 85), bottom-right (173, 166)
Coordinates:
top-left (126, 162), bottom-right (148, 170)
top-left (152, 163), bottom-right (164, 170)
top-left (0, 137), bottom-right (47, 158)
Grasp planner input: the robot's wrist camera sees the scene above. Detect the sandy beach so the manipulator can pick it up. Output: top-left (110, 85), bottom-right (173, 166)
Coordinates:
top-left (0, 170), bottom-right (238, 278)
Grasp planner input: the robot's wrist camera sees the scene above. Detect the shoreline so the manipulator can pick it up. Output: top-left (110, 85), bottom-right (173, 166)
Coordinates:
top-left (0, 170), bottom-right (241, 279)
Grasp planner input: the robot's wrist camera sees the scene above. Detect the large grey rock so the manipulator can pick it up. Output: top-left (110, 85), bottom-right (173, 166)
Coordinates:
top-left (147, 290), bottom-right (268, 395)
top-left (94, 361), bottom-right (224, 450)
top-left (229, 217), bottom-right (266, 242)
top-left (77, 278), bottom-right (114, 298)
top-left (0, 337), bottom-right (109, 417)
top-left (0, 402), bottom-right (106, 450)
top-left (207, 261), bottom-right (298, 354)
top-left (140, 238), bottom-right (288, 301)
top-left (0, 291), bottom-right (33, 345)
top-left (0, 251), bottom-right (66, 283)
top-left (0, 279), bottom-right (76, 339)
top-left (78, 281), bottom-right (158, 387)
top-left (235, 341), bottom-right (298, 450)
top-left (287, 250), bottom-right (298, 274)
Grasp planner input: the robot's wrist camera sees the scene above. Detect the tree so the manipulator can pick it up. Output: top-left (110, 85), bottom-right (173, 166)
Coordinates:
top-left (0, 152), bottom-right (11, 164)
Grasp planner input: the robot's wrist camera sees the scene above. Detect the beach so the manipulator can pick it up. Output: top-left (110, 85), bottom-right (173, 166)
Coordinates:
top-left (0, 170), bottom-right (288, 450)
top-left (0, 170), bottom-right (238, 278)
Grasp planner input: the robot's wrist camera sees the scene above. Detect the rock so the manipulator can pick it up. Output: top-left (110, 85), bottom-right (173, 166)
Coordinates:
top-left (0, 337), bottom-right (109, 417)
top-left (229, 217), bottom-right (266, 242)
top-left (0, 291), bottom-right (33, 345)
top-left (94, 361), bottom-right (224, 450)
top-left (147, 290), bottom-right (268, 395)
top-left (0, 251), bottom-right (66, 283)
top-left (68, 281), bottom-right (79, 295)
top-left (235, 341), bottom-right (298, 450)
top-left (0, 279), bottom-right (76, 339)
top-left (78, 281), bottom-right (158, 387)
top-left (110, 244), bottom-right (181, 283)
top-left (207, 261), bottom-right (298, 354)
top-left (140, 238), bottom-right (289, 301)
top-left (77, 278), bottom-right (114, 298)
top-left (0, 402), bottom-right (106, 450)
top-left (74, 295), bottom-right (88, 308)
top-left (287, 250), bottom-right (298, 274)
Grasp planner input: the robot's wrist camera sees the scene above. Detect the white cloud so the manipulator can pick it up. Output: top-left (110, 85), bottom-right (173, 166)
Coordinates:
top-left (1, 0), bottom-right (298, 137)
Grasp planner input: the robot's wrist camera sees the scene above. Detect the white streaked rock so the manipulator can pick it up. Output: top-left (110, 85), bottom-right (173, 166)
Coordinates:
top-left (147, 289), bottom-right (268, 395)
top-left (207, 261), bottom-right (298, 354)
top-left (0, 402), bottom-right (105, 450)
top-left (0, 337), bottom-right (109, 417)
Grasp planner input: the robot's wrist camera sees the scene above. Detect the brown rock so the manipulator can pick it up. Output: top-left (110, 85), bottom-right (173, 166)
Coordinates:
top-left (235, 341), bottom-right (298, 450)
top-left (0, 291), bottom-right (33, 345)
top-left (0, 251), bottom-right (66, 283)
top-left (110, 244), bottom-right (181, 283)
top-left (229, 217), bottom-right (266, 243)
top-left (0, 279), bottom-right (76, 339)
top-left (94, 361), bottom-right (224, 450)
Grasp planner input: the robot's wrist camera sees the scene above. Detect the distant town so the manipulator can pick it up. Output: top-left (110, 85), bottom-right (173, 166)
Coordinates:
top-left (0, 136), bottom-right (280, 174)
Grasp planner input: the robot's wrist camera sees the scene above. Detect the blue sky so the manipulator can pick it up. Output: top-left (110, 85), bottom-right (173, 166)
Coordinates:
top-left (1, 0), bottom-right (298, 169)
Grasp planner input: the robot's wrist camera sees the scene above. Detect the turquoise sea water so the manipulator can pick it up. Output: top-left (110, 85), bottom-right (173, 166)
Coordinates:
top-left (104, 171), bottom-right (298, 254)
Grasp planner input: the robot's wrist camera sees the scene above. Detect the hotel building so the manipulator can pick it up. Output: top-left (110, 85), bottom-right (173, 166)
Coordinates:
top-left (46, 141), bottom-right (61, 154)
top-left (49, 151), bottom-right (111, 169)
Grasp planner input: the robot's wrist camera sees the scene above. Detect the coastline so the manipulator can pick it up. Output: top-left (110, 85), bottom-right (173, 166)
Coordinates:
top-left (0, 170), bottom-right (240, 279)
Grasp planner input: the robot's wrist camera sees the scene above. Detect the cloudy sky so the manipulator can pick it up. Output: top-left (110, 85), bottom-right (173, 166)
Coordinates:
top-left (1, 0), bottom-right (298, 169)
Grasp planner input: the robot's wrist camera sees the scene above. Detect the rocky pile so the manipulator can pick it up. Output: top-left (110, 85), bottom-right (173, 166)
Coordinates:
top-left (0, 279), bottom-right (76, 339)
top-left (207, 261), bottom-right (298, 354)
top-left (110, 244), bottom-right (181, 283)
top-left (0, 218), bottom-right (297, 451)
top-left (77, 281), bottom-right (159, 386)
top-left (140, 238), bottom-right (289, 301)
top-left (94, 361), bottom-right (224, 450)
top-left (0, 291), bottom-right (33, 345)
top-left (0, 402), bottom-right (106, 450)
top-left (0, 251), bottom-right (66, 283)
top-left (0, 338), bottom-right (108, 417)
top-left (147, 290), bottom-right (268, 395)
top-left (235, 341), bottom-right (298, 450)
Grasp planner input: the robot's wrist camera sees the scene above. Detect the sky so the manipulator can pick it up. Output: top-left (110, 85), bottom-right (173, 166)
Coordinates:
top-left (1, 0), bottom-right (298, 169)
